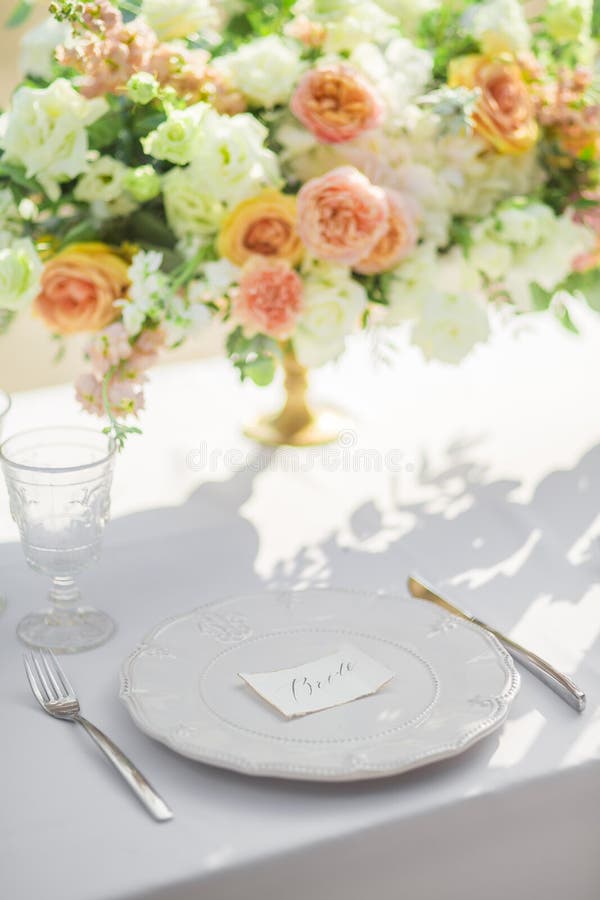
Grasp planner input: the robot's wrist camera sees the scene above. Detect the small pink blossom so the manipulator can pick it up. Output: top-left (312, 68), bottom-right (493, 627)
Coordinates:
top-left (296, 166), bottom-right (389, 265)
top-left (107, 379), bottom-right (145, 417)
top-left (233, 258), bottom-right (303, 339)
top-left (75, 372), bottom-right (104, 416)
top-left (57, 1), bottom-right (157, 99)
top-left (127, 327), bottom-right (166, 374)
top-left (76, 371), bottom-right (145, 419)
top-left (291, 64), bottom-right (383, 144)
top-left (87, 322), bottom-right (132, 379)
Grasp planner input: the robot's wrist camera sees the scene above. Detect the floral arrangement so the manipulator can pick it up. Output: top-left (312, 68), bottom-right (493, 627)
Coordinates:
top-left (1, 0), bottom-right (600, 444)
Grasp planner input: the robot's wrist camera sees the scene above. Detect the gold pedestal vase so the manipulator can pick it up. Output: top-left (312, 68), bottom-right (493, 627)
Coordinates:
top-left (244, 348), bottom-right (350, 447)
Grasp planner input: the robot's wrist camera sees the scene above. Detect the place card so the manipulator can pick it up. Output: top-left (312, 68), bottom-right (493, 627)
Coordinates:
top-left (238, 644), bottom-right (394, 718)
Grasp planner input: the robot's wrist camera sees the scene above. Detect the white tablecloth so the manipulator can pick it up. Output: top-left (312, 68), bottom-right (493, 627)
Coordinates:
top-left (1, 313), bottom-right (600, 900)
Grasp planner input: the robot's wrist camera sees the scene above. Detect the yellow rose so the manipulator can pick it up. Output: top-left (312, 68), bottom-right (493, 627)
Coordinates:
top-left (34, 242), bottom-right (129, 335)
top-left (449, 55), bottom-right (538, 155)
top-left (217, 190), bottom-right (303, 267)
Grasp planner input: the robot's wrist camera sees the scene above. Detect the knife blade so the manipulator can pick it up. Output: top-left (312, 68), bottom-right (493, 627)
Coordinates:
top-left (407, 574), bottom-right (586, 713)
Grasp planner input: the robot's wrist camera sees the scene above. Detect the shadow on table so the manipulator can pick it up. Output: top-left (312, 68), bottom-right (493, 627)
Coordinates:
top-left (95, 437), bottom-right (600, 783)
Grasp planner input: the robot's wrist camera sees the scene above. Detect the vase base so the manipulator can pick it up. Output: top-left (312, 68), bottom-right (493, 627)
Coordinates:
top-left (245, 407), bottom-right (351, 447)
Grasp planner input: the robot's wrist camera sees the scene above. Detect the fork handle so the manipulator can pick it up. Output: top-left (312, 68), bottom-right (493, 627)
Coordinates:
top-left (74, 715), bottom-right (173, 822)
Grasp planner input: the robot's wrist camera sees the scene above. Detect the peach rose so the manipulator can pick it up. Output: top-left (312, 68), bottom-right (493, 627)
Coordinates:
top-left (233, 257), bottom-right (303, 339)
top-left (449, 55), bottom-right (538, 155)
top-left (34, 242), bottom-right (129, 335)
top-left (354, 190), bottom-right (418, 275)
top-left (290, 64), bottom-right (383, 144)
top-left (296, 166), bottom-right (388, 265)
top-left (217, 190), bottom-right (303, 267)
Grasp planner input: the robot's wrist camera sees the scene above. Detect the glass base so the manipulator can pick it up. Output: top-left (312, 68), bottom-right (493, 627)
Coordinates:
top-left (17, 606), bottom-right (116, 653)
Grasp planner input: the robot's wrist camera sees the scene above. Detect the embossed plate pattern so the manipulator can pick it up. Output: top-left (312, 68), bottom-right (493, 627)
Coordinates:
top-left (120, 589), bottom-right (520, 781)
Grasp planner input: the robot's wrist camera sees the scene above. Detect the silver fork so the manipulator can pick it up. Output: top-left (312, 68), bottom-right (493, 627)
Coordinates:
top-left (24, 649), bottom-right (173, 822)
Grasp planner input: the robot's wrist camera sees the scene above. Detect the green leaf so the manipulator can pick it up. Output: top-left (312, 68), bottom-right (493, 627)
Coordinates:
top-left (127, 208), bottom-right (177, 248)
top-left (529, 282), bottom-right (553, 311)
top-left (61, 219), bottom-right (100, 246)
top-left (87, 110), bottom-right (124, 151)
top-left (239, 356), bottom-right (276, 386)
top-left (0, 162), bottom-right (43, 194)
top-left (593, 0), bottom-right (600, 37)
top-left (0, 309), bottom-right (15, 335)
top-left (5, 0), bottom-right (34, 27)
top-left (563, 269), bottom-right (600, 312)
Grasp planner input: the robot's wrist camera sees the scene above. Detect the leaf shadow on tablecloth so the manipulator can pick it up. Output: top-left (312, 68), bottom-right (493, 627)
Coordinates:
top-left (76, 437), bottom-right (600, 794)
top-left (262, 437), bottom-right (600, 782)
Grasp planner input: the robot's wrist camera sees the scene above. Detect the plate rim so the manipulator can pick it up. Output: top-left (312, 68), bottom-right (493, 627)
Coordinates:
top-left (119, 587), bottom-right (520, 782)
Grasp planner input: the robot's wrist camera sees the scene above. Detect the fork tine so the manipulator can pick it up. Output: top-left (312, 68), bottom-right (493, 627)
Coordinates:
top-left (23, 654), bottom-right (49, 707)
top-left (31, 651), bottom-right (57, 701)
top-left (46, 649), bottom-right (76, 698)
top-left (40, 649), bottom-right (64, 700)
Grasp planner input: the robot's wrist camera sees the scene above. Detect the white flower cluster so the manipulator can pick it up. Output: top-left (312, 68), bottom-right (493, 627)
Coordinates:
top-left (469, 202), bottom-right (595, 309)
top-left (293, 260), bottom-right (368, 366)
top-left (214, 36), bottom-right (304, 109)
top-left (121, 251), bottom-right (210, 342)
top-left (386, 246), bottom-right (490, 364)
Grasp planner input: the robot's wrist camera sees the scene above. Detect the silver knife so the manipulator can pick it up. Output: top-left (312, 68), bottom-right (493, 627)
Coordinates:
top-left (407, 574), bottom-right (586, 713)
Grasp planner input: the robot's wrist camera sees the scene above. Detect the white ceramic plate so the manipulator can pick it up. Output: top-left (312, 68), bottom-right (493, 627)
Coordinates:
top-left (120, 589), bottom-right (520, 782)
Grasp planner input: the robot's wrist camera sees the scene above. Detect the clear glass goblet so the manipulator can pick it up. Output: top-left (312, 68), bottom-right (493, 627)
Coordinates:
top-left (0, 426), bottom-right (117, 652)
top-left (0, 389), bottom-right (10, 616)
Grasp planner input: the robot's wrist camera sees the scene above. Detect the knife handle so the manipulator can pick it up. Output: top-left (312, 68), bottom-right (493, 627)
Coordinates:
top-left (472, 619), bottom-right (586, 713)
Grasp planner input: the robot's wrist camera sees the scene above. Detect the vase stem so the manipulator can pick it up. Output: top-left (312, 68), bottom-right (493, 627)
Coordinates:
top-left (244, 345), bottom-right (351, 447)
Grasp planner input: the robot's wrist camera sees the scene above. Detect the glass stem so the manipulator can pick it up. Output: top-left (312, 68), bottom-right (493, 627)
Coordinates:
top-left (49, 576), bottom-right (81, 610)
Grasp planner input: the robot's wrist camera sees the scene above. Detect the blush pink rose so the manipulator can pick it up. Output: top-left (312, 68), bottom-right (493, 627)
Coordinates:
top-left (233, 258), bottom-right (303, 339)
top-left (354, 190), bottom-right (418, 275)
top-left (291, 64), bottom-right (383, 144)
top-left (296, 166), bottom-right (388, 265)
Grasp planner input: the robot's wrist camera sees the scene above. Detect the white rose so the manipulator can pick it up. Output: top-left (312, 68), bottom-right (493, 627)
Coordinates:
top-left (142, 103), bottom-right (209, 165)
top-left (462, 0), bottom-right (531, 55)
top-left (412, 291), bottom-right (490, 364)
top-left (495, 203), bottom-right (556, 248)
top-left (141, 0), bottom-right (218, 39)
top-left (214, 36), bottom-right (304, 109)
top-left (1, 79), bottom-right (107, 201)
top-left (19, 16), bottom-right (71, 80)
top-left (293, 264), bottom-right (367, 367)
top-left (190, 111), bottom-right (281, 207)
top-left (164, 167), bottom-right (227, 239)
top-left (74, 156), bottom-right (129, 203)
top-left (0, 235), bottom-right (42, 312)
top-left (469, 237), bottom-right (513, 281)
